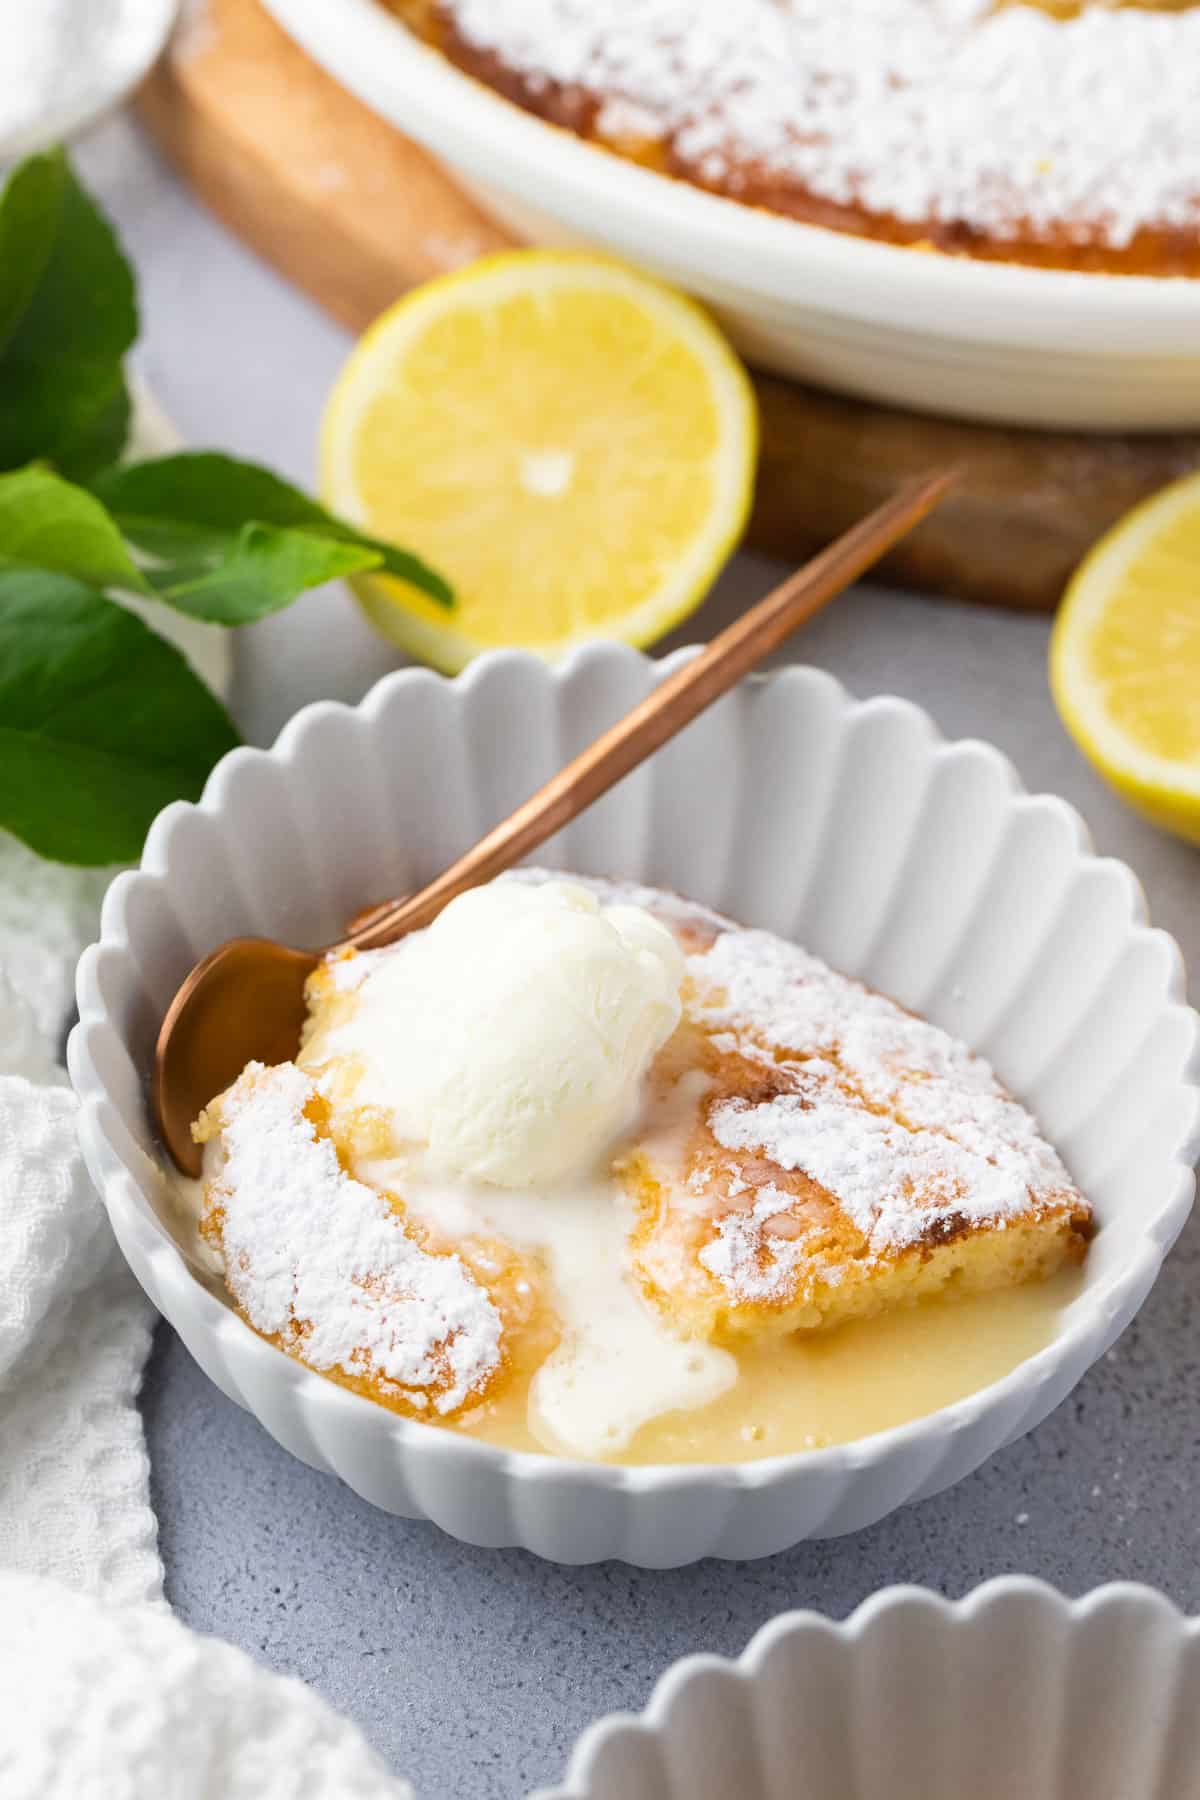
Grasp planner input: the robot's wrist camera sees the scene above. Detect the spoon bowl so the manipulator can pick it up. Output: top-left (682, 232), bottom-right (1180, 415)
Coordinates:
top-left (155, 938), bottom-right (318, 1174)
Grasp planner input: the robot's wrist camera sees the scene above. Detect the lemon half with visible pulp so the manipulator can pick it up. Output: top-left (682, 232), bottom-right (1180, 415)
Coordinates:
top-left (321, 251), bottom-right (757, 672)
top-left (1051, 470), bottom-right (1200, 846)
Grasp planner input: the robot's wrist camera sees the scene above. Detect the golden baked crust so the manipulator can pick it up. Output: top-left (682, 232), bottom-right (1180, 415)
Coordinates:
top-left (619, 897), bottom-right (1090, 1342)
top-left (196, 1064), bottom-right (553, 1422)
top-left (387, 0), bottom-right (1200, 276)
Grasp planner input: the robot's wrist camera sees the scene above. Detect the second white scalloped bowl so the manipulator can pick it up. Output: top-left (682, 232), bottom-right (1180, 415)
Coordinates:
top-left (70, 648), bottom-right (1200, 1565)
top-left (538, 1579), bottom-right (1200, 1799)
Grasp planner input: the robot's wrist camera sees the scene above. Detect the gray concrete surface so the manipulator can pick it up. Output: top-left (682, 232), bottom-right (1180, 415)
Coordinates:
top-left (81, 114), bottom-right (1198, 1800)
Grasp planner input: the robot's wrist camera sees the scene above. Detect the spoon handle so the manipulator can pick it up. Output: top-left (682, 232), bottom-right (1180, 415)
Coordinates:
top-left (350, 467), bottom-right (958, 951)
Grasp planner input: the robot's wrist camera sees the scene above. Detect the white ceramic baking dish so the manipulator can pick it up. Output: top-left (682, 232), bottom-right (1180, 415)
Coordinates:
top-left (536, 1578), bottom-right (1200, 1799)
top-left (259, 0), bottom-right (1200, 432)
top-left (69, 646), bottom-right (1200, 1565)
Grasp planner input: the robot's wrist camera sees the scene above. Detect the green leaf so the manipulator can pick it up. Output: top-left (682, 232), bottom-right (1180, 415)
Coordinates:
top-left (0, 466), bottom-right (148, 592)
top-left (92, 452), bottom-right (453, 610)
top-left (0, 151), bottom-right (64, 352)
top-left (0, 150), bottom-right (136, 478)
top-left (47, 368), bottom-right (133, 484)
top-left (148, 522), bottom-right (383, 624)
top-left (0, 568), bottom-right (240, 865)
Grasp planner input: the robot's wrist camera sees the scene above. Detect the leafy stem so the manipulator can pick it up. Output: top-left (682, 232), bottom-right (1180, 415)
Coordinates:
top-left (0, 150), bottom-right (452, 866)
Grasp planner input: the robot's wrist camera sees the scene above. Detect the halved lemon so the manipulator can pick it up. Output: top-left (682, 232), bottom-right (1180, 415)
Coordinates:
top-left (1050, 470), bottom-right (1200, 845)
top-left (321, 251), bottom-right (757, 672)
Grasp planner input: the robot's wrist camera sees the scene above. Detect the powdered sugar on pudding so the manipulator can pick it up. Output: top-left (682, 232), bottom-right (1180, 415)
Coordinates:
top-left (394, 0), bottom-right (1200, 271)
top-left (685, 923), bottom-right (1075, 1305)
top-left (196, 1061), bottom-right (503, 1413)
top-left (192, 874), bottom-right (1091, 1464)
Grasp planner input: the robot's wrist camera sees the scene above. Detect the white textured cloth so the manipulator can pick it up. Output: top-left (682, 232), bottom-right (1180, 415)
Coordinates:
top-left (0, 829), bottom-right (411, 1798)
top-left (0, 833), bottom-right (159, 1607)
top-left (0, 834), bottom-right (109, 1060)
top-left (0, 1573), bottom-right (406, 1800)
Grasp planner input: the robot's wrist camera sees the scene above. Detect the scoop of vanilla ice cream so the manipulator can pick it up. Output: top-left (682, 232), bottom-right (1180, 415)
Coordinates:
top-left (329, 879), bottom-right (685, 1187)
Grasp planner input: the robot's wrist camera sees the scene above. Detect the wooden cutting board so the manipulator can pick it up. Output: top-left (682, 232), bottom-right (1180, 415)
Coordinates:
top-left (137, 0), bottom-right (1200, 610)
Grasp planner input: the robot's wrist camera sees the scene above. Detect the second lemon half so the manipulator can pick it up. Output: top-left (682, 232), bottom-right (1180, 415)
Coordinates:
top-left (321, 252), bottom-right (757, 672)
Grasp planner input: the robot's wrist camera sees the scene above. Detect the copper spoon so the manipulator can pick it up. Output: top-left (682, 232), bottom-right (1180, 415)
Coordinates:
top-left (155, 467), bottom-right (957, 1174)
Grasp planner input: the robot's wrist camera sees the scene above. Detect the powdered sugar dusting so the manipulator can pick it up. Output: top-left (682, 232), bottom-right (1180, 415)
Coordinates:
top-left (444, 0), bottom-right (1200, 249)
top-left (203, 1063), bottom-right (501, 1412)
top-left (698, 1182), bottom-right (828, 1302)
top-left (688, 925), bottom-right (1077, 1295)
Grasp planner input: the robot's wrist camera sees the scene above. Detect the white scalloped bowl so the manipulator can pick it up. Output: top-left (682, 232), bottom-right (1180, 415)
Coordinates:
top-left (259, 0), bottom-right (1200, 431)
top-left (69, 647), bottom-right (1200, 1565)
top-left (538, 1579), bottom-right (1200, 1798)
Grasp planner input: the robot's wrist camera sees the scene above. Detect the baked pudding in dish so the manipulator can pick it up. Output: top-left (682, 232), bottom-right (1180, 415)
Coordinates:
top-left (385, 0), bottom-right (1200, 276)
top-left (192, 875), bottom-right (1091, 1465)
